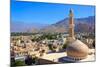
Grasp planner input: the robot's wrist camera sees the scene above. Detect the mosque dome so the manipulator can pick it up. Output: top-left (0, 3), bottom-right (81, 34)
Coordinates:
top-left (66, 39), bottom-right (89, 60)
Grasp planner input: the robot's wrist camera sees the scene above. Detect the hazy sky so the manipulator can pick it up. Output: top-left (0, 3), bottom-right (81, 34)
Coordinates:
top-left (11, 0), bottom-right (95, 25)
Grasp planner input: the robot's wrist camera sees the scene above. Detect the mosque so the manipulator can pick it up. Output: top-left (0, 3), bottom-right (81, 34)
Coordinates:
top-left (66, 9), bottom-right (89, 60)
top-left (39, 9), bottom-right (95, 64)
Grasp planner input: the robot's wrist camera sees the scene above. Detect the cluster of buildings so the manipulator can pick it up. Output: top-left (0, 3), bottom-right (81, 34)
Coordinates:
top-left (10, 35), bottom-right (65, 60)
top-left (11, 36), bottom-right (48, 58)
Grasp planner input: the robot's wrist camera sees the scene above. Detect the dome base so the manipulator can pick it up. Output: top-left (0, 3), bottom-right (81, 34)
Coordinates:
top-left (66, 39), bottom-right (89, 60)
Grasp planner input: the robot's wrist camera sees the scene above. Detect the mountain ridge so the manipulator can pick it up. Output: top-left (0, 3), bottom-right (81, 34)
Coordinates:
top-left (11, 16), bottom-right (95, 33)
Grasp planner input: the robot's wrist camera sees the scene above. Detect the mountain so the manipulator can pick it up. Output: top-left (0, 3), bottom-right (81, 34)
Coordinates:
top-left (40, 16), bottom-right (95, 33)
top-left (11, 16), bottom-right (95, 33)
top-left (10, 21), bottom-right (48, 33)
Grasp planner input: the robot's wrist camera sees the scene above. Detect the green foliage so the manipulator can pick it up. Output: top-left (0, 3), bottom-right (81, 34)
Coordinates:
top-left (11, 60), bottom-right (26, 67)
top-left (62, 41), bottom-right (69, 49)
top-left (11, 32), bottom-right (36, 36)
top-left (31, 37), bottom-right (41, 42)
top-left (40, 33), bottom-right (58, 40)
top-left (32, 58), bottom-right (36, 64)
top-left (48, 44), bottom-right (53, 50)
top-left (62, 44), bottom-right (67, 49)
top-left (31, 33), bottom-right (60, 42)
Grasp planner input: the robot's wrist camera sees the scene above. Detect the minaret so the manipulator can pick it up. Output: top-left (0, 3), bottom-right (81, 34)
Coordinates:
top-left (68, 9), bottom-right (75, 42)
top-left (66, 9), bottom-right (89, 60)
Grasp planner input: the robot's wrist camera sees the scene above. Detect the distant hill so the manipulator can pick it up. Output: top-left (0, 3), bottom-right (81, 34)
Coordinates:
top-left (10, 21), bottom-right (48, 33)
top-left (11, 16), bottom-right (95, 33)
top-left (40, 16), bottom-right (95, 33)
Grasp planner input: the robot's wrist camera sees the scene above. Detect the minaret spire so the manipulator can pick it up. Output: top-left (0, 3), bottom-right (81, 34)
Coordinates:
top-left (68, 9), bottom-right (75, 41)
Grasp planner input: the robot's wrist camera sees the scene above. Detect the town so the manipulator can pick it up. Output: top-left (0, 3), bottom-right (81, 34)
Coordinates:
top-left (11, 32), bottom-right (95, 66)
